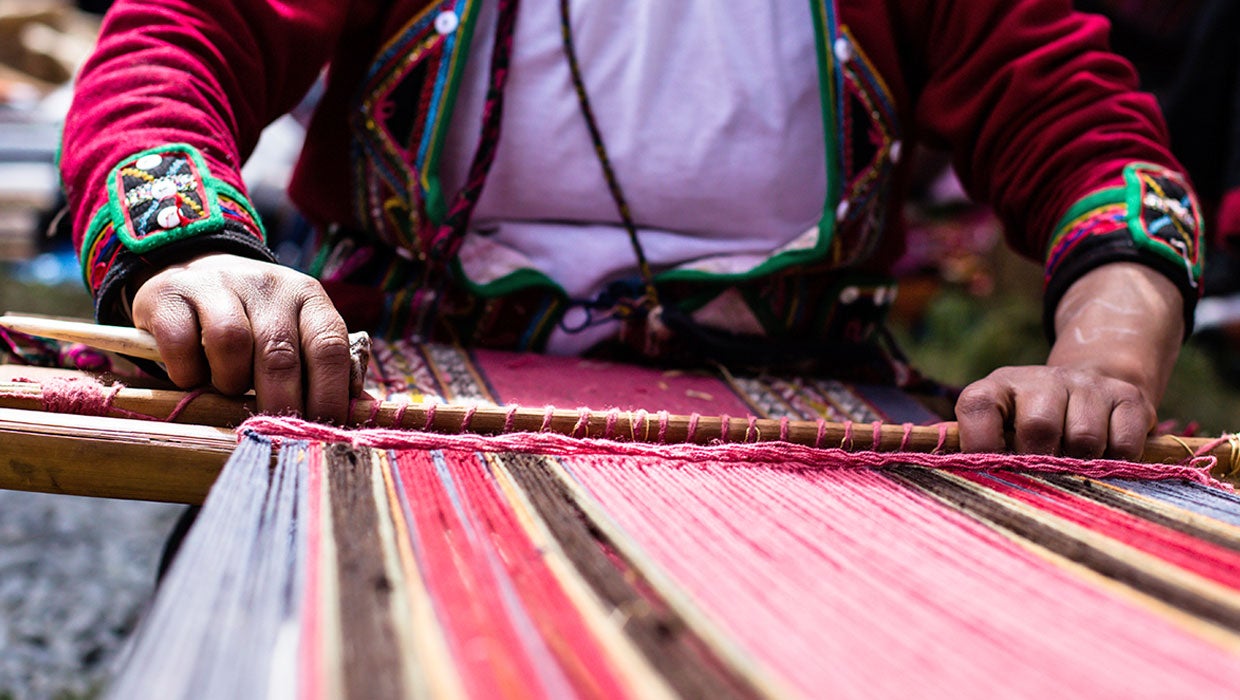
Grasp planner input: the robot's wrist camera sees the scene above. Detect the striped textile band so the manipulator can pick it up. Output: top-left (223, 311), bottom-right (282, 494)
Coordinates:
top-left (108, 342), bottom-right (1240, 698)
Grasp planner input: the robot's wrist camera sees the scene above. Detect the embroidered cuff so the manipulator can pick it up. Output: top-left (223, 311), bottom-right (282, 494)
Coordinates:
top-left (1042, 163), bottom-right (1204, 341)
top-left (78, 143), bottom-right (274, 325)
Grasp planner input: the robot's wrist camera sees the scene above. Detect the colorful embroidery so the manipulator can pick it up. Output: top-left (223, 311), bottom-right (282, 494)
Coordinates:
top-left (1043, 202), bottom-right (1127, 284)
top-left (350, 0), bottom-right (480, 252)
top-left (80, 144), bottom-right (266, 296)
top-left (1125, 163), bottom-right (1203, 279)
top-left (832, 27), bottom-right (901, 266)
top-left (1045, 164), bottom-right (1204, 291)
top-left (79, 209), bottom-right (121, 294)
top-left (106, 144), bottom-right (224, 254)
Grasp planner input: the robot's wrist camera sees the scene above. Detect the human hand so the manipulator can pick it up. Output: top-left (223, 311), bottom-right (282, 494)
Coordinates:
top-left (131, 253), bottom-right (352, 423)
top-left (956, 365), bottom-right (1155, 459)
top-left (955, 262), bottom-right (1184, 459)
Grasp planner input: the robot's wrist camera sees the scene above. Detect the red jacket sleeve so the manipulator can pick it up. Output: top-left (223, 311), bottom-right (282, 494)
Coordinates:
top-left (894, 0), bottom-right (1204, 335)
top-left (60, 0), bottom-right (369, 323)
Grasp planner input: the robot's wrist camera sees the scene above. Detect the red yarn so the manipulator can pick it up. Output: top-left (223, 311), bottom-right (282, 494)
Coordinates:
top-left (0, 377), bottom-right (207, 423)
top-left (239, 415), bottom-right (1230, 488)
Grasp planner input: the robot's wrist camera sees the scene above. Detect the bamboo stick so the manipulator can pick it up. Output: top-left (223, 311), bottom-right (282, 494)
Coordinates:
top-left (1, 377), bottom-right (1235, 481)
top-left (0, 407), bottom-right (235, 504)
top-left (0, 314), bottom-right (166, 362)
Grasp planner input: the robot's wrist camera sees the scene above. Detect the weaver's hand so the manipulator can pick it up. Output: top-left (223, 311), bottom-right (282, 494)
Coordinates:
top-left (955, 263), bottom-right (1184, 459)
top-left (131, 253), bottom-right (352, 423)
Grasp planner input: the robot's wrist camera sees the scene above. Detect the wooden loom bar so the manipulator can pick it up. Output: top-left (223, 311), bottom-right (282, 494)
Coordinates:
top-left (0, 407), bottom-right (235, 504)
top-left (1, 378), bottom-right (1236, 480)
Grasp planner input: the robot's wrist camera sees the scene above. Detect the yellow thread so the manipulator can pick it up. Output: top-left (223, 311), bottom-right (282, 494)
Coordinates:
top-left (119, 167), bottom-right (155, 182)
top-left (1167, 435), bottom-right (1195, 460)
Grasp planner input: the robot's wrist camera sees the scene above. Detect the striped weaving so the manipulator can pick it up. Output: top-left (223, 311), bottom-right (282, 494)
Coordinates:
top-left (109, 341), bottom-right (1240, 699)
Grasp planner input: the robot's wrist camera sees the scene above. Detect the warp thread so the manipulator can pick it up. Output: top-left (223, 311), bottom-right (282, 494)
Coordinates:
top-left (240, 415), bottom-right (1231, 488)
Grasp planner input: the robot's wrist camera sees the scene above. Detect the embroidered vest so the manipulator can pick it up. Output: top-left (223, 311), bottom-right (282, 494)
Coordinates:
top-left (325, 0), bottom-right (903, 358)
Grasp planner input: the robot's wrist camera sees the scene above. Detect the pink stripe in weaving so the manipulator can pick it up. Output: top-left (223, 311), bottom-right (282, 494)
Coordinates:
top-left (559, 456), bottom-right (1240, 698)
top-left (394, 450), bottom-right (541, 697)
top-left (392, 450), bottom-right (628, 697)
top-left (297, 443), bottom-right (325, 700)
top-left (439, 451), bottom-right (629, 697)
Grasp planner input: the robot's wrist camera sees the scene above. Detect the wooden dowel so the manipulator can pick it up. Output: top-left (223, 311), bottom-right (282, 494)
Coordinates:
top-left (2, 378), bottom-right (1236, 480)
top-left (1, 313), bottom-right (164, 362)
top-left (0, 407), bottom-right (235, 504)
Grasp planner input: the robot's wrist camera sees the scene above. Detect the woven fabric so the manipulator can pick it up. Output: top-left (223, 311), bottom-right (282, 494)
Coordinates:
top-left (109, 342), bottom-right (1240, 698)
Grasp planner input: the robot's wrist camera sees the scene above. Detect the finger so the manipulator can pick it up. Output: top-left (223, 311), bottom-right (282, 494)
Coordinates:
top-left (196, 293), bottom-right (255, 396)
top-left (134, 289), bottom-right (209, 389)
top-left (955, 379), bottom-right (1011, 453)
top-left (1108, 398), bottom-right (1155, 460)
top-left (248, 297), bottom-right (305, 416)
top-left (299, 296), bottom-right (351, 423)
top-left (1062, 387), bottom-right (1109, 459)
top-left (1011, 382), bottom-right (1068, 455)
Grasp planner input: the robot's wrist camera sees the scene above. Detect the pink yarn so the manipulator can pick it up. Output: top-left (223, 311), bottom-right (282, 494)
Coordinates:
top-left (572, 407), bottom-right (590, 438)
top-left (1, 376), bottom-right (205, 423)
top-left (164, 388), bottom-right (208, 423)
top-left (40, 376), bottom-right (124, 417)
top-left (900, 423), bottom-right (915, 452)
top-left (687, 413), bottom-right (700, 443)
top-left (633, 409), bottom-right (649, 441)
top-left (871, 421), bottom-right (882, 450)
top-left (935, 423), bottom-right (949, 454)
top-left (423, 403), bottom-right (437, 432)
top-left (561, 456), bottom-right (1240, 697)
top-left (239, 415), bottom-right (1229, 488)
top-left (540, 405), bottom-right (555, 432)
top-left (656, 410), bottom-right (670, 443)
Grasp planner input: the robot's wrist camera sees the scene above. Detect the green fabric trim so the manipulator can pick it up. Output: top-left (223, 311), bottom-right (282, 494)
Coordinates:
top-left (1044, 186), bottom-right (1125, 258)
top-left (307, 245), bottom-right (332, 278)
top-left (640, 0), bottom-right (843, 289)
top-left (452, 256), bottom-right (562, 299)
top-left (808, 0), bottom-right (842, 245)
top-left (78, 206), bottom-right (112, 288)
top-left (422, 1), bottom-right (483, 225)
top-left (1123, 162), bottom-right (1204, 280)
top-left (106, 143), bottom-right (225, 255)
top-left (654, 244), bottom-right (828, 286)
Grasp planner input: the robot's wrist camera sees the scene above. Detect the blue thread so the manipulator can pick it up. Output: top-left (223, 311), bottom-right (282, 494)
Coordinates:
top-left (1106, 479), bottom-right (1240, 527)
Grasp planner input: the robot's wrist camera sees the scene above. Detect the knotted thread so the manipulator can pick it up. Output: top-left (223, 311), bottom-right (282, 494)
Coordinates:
top-left (241, 415), bottom-right (1230, 488)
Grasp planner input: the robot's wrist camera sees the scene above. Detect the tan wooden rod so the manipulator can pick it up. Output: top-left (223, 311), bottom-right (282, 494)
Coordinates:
top-left (1, 378), bottom-right (1235, 478)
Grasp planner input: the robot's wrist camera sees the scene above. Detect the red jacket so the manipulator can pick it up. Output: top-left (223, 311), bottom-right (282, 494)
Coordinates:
top-left (61, 0), bottom-right (1203, 350)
